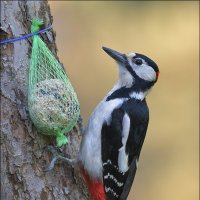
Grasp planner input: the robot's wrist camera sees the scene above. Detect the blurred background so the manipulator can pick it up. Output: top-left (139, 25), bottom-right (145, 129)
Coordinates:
top-left (49, 1), bottom-right (199, 200)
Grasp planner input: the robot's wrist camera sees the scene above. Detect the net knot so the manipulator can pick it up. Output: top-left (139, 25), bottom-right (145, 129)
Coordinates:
top-left (56, 132), bottom-right (68, 147)
top-left (31, 18), bottom-right (43, 33)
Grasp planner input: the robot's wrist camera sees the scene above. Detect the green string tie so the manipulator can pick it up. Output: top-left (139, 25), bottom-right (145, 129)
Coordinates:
top-left (56, 132), bottom-right (69, 147)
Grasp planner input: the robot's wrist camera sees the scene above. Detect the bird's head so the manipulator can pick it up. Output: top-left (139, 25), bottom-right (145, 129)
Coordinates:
top-left (103, 47), bottom-right (159, 94)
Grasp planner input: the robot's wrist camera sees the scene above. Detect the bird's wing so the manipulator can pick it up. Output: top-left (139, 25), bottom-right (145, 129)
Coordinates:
top-left (101, 100), bottom-right (149, 200)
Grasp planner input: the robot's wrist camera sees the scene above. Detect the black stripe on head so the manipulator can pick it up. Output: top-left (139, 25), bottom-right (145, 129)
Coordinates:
top-left (123, 55), bottom-right (155, 91)
top-left (123, 54), bottom-right (137, 77)
top-left (135, 53), bottom-right (159, 73)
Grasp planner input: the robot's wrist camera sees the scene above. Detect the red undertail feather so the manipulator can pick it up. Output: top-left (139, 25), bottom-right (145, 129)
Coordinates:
top-left (81, 167), bottom-right (106, 200)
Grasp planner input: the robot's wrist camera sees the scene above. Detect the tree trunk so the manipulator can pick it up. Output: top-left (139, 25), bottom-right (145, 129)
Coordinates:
top-left (0, 1), bottom-right (88, 199)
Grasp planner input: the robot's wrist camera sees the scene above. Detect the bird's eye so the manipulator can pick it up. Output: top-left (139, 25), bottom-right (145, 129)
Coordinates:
top-left (134, 59), bottom-right (143, 65)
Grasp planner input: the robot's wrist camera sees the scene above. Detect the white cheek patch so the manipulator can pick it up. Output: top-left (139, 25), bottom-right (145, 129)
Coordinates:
top-left (126, 54), bottom-right (156, 82)
top-left (135, 65), bottom-right (156, 81)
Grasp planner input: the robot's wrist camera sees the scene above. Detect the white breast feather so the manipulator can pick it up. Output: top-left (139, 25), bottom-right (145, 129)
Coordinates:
top-left (79, 86), bottom-right (127, 180)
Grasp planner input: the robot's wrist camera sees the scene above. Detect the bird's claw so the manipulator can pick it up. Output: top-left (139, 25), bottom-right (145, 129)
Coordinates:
top-left (43, 145), bottom-right (76, 172)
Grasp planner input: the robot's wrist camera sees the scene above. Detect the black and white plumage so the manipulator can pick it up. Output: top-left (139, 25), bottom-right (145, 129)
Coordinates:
top-left (78, 47), bottom-right (159, 200)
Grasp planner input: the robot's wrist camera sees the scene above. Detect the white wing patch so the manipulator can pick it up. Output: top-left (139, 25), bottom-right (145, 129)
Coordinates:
top-left (118, 113), bottom-right (130, 172)
top-left (105, 187), bottom-right (119, 198)
top-left (104, 173), bottom-right (124, 187)
top-left (103, 160), bottom-right (126, 175)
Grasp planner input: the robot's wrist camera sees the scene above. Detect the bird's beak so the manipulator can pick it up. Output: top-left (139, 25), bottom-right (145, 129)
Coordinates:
top-left (102, 47), bottom-right (125, 64)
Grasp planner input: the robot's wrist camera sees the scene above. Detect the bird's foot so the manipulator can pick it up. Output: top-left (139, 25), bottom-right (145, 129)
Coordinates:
top-left (44, 145), bottom-right (76, 172)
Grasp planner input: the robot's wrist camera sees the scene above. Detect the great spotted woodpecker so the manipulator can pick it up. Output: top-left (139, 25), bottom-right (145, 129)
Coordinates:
top-left (78, 47), bottom-right (159, 200)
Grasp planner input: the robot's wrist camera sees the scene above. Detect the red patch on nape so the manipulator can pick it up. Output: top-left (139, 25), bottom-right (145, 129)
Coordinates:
top-left (80, 167), bottom-right (106, 200)
top-left (156, 71), bottom-right (159, 81)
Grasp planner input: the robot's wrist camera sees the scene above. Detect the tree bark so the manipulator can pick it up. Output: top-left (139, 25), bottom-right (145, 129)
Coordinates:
top-left (0, 1), bottom-right (88, 199)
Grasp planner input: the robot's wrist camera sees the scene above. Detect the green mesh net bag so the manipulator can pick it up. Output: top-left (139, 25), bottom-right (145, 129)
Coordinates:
top-left (28, 19), bottom-right (80, 147)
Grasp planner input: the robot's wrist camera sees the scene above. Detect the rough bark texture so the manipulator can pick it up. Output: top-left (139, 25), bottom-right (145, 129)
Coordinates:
top-left (0, 1), bottom-right (88, 200)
